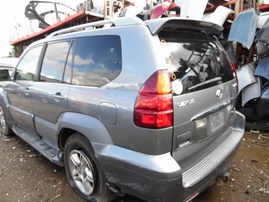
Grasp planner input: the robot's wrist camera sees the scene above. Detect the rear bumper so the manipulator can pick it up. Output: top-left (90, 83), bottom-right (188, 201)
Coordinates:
top-left (96, 111), bottom-right (245, 202)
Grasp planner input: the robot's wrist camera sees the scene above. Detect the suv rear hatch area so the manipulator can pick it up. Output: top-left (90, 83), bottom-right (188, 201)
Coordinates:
top-left (147, 18), bottom-right (244, 188)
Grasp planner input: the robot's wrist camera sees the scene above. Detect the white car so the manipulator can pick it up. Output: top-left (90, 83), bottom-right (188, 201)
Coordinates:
top-left (0, 57), bottom-right (18, 75)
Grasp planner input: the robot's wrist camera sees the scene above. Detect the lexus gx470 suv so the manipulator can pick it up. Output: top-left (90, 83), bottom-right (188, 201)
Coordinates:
top-left (0, 17), bottom-right (245, 202)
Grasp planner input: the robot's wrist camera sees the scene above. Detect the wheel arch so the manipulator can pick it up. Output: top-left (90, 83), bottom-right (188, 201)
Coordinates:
top-left (0, 87), bottom-right (10, 108)
top-left (0, 87), bottom-right (15, 126)
top-left (57, 112), bottom-right (113, 152)
top-left (58, 128), bottom-right (77, 150)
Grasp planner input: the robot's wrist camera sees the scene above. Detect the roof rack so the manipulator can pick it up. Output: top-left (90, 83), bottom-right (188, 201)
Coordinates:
top-left (47, 17), bottom-right (145, 38)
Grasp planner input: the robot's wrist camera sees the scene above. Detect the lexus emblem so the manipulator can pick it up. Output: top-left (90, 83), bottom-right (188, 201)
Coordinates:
top-left (216, 89), bottom-right (223, 98)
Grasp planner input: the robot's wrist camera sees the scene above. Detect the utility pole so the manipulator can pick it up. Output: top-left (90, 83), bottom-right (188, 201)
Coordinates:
top-left (235, 0), bottom-right (260, 15)
top-left (251, 0), bottom-right (260, 10)
top-left (104, 0), bottom-right (114, 19)
top-left (235, 0), bottom-right (243, 16)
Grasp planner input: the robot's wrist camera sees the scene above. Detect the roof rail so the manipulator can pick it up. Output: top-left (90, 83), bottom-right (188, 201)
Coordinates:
top-left (47, 17), bottom-right (145, 38)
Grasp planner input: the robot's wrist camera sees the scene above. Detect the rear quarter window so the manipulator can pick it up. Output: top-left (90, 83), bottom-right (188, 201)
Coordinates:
top-left (72, 35), bottom-right (122, 87)
top-left (160, 33), bottom-right (234, 95)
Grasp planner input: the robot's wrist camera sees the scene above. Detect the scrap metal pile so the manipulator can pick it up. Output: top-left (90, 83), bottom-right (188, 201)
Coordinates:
top-left (230, 9), bottom-right (269, 130)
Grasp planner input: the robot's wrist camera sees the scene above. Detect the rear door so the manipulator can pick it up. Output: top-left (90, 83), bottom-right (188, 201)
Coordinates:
top-left (31, 40), bottom-right (73, 146)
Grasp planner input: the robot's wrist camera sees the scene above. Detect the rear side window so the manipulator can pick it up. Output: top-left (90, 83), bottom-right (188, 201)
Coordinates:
top-left (72, 35), bottom-right (122, 87)
top-left (40, 41), bottom-right (71, 83)
top-left (160, 34), bottom-right (234, 95)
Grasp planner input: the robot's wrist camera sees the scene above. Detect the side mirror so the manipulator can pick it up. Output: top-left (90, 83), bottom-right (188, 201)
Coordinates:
top-left (0, 69), bottom-right (11, 81)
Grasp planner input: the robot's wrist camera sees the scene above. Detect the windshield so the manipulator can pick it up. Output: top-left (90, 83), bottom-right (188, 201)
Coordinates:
top-left (160, 38), bottom-right (234, 95)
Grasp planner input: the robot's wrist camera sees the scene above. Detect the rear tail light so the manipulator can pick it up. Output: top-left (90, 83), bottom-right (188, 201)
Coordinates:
top-left (134, 70), bottom-right (173, 129)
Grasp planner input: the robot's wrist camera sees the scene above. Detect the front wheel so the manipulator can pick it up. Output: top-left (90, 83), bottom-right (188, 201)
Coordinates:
top-left (0, 105), bottom-right (13, 137)
top-left (64, 133), bottom-right (114, 202)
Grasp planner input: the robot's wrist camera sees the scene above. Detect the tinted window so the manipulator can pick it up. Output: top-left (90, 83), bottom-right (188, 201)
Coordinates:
top-left (73, 35), bottom-right (122, 87)
top-left (160, 35), bottom-right (234, 95)
top-left (40, 41), bottom-right (71, 83)
top-left (15, 46), bottom-right (43, 81)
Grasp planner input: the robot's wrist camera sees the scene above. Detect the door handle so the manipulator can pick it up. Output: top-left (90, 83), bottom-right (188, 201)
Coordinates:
top-left (24, 88), bottom-right (30, 96)
top-left (53, 92), bottom-right (64, 100)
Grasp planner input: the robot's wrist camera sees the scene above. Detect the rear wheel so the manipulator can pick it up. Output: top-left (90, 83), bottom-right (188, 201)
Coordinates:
top-left (64, 133), bottom-right (114, 202)
top-left (0, 105), bottom-right (12, 137)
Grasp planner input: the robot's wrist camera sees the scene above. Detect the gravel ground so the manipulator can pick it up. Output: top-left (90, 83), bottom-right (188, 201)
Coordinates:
top-left (0, 131), bottom-right (269, 202)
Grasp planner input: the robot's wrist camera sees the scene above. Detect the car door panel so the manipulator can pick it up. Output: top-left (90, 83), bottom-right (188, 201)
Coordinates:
top-left (5, 45), bottom-right (43, 134)
top-left (31, 83), bottom-right (69, 146)
top-left (6, 81), bottom-right (36, 133)
top-left (31, 41), bottom-right (73, 146)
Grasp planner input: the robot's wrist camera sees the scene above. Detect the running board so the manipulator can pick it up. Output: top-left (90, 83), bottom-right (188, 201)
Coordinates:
top-left (12, 125), bottom-right (63, 166)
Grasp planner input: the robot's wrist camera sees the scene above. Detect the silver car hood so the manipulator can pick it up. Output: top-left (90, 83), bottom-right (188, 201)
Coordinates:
top-left (237, 63), bottom-right (256, 94)
top-left (176, 0), bottom-right (208, 20)
top-left (228, 9), bottom-right (258, 49)
top-left (203, 6), bottom-right (233, 27)
top-left (241, 77), bottom-right (261, 107)
top-left (254, 57), bottom-right (269, 80)
top-left (256, 42), bottom-right (269, 56)
top-left (257, 11), bottom-right (269, 29)
top-left (256, 17), bottom-right (269, 45)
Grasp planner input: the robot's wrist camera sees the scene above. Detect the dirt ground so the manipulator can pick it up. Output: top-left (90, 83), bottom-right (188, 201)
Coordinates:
top-left (0, 131), bottom-right (269, 202)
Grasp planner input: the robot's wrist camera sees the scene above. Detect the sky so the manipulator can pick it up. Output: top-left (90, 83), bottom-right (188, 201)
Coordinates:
top-left (0, 0), bottom-right (147, 57)
top-left (0, 0), bottom-right (81, 57)
top-left (0, 0), bottom-right (28, 57)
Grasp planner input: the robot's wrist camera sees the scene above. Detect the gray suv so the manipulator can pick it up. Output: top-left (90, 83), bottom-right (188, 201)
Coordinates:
top-left (0, 17), bottom-right (245, 202)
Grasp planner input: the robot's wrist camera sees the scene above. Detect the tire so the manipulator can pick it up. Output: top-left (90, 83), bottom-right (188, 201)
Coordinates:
top-left (64, 133), bottom-right (114, 202)
top-left (0, 105), bottom-right (13, 137)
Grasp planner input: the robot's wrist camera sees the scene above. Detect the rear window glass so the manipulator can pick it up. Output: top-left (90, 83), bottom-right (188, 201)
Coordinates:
top-left (160, 36), bottom-right (234, 95)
